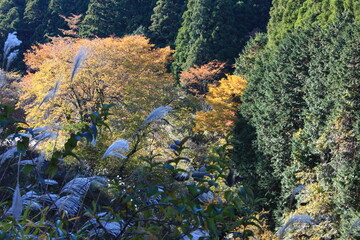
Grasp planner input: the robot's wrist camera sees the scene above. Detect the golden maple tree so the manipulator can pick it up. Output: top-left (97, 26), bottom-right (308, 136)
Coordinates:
top-left (194, 74), bottom-right (247, 134)
top-left (19, 35), bottom-right (175, 132)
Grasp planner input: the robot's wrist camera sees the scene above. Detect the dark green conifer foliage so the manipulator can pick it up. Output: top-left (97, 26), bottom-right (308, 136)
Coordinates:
top-left (80, 0), bottom-right (156, 38)
top-left (181, 0), bottom-right (214, 71)
top-left (79, 0), bottom-right (120, 38)
top-left (48, 0), bottom-right (89, 14)
top-left (0, 0), bottom-right (22, 39)
top-left (22, 0), bottom-right (50, 43)
top-left (233, 33), bottom-right (282, 216)
top-left (173, 0), bottom-right (271, 74)
top-left (0, 0), bottom-right (25, 70)
top-left (306, 22), bottom-right (360, 236)
top-left (22, 0), bottom-right (89, 42)
top-left (149, 0), bottom-right (186, 48)
top-left (119, 0), bottom-right (157, 34)
top-left (172, 0), bottom-right (198, 74)
top-left (234, 32), bottom-right (268, 77)
top-left (235, 19), bottom-right (360, 236)
top-left (239, 29), bottom-right (313, 220)
top-left (267, 0), bottom-right (360, 45)
top-left (211, 0), bottom-right (270, 63)
top-left (47, 0), bottom-right (89, 37)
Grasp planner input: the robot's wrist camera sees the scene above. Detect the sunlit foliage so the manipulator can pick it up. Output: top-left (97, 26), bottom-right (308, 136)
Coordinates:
top-left (179, 60), bottom-right (226, 96)
top-left (234, 19), bottom-right (360, 238)
top-left (195, 75), bottom-right (246, 135)
top-left (19, 35), bottom-right (175, 134)
top-left (267, 0), bottom-right (360, 45)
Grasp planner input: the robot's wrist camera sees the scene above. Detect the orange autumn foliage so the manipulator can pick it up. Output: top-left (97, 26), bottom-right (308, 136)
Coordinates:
top-left (179, 60), bottom-right (226, 96)
top-left (194, 75), bottom-right (247, 134)
top-left (19, 35), bottom-right (175, 130)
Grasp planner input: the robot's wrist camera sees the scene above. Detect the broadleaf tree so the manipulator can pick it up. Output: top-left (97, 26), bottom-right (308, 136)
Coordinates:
top-left (20, 35), bottom-right (176, 135)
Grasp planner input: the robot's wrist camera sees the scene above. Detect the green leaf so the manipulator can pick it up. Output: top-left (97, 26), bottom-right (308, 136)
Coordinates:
top-left (186, 183), bottom-right (198, 196)
top-left (244, 229), bottom-right (255, 237)
top-left (46, 164), bottom-right (58, 177)
top-left (23, 164), bottom-right (35, 175)
top-left (66, 152), bottom-right (81, 163)
top-left (224, 190), bottom-right (233, 202)
top-left (206, 165), bottom-right (222, 173)
top-left (222, 205), bottom-right (235, 217)
top-left (177, 205), bottom-right (186, 214)
top-left (64, 133), bottom-right (79, 152)
top-left (17, 137), bottom-right (29, 153)
top-left (100, 121), bottom-right (112, 131)
top-left (206, 217), bottom-right (217, 235)
top-left (52, 151), bottom-right (62, 160)
top-left (101, 103), bottom-right (116, 112)
top-left (233, 198), bottom-right (243, 211)
top-left (148, 186), bottom-right (159, 196)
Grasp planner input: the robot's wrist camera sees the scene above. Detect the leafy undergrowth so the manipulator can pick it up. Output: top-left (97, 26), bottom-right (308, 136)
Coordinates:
top-left (0, 104), bottom-right (265, 240)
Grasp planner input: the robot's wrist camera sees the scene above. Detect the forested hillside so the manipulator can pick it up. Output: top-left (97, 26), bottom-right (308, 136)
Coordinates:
top-left (0, 0), bottom-right (359, 239)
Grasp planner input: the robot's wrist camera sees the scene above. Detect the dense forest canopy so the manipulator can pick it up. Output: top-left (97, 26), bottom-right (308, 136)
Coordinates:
top-left (0, 0), bottom-right (359, 239)
top-left (267, 0), bottom-right (360, 45)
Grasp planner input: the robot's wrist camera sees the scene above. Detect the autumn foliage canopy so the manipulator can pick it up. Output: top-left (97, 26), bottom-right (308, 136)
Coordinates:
top-left (19, 35), bottom-right (175, 129)
top-left (179, 60), bottom-right (226, 96)
top-left (195, 74), bottom-right (247, 134)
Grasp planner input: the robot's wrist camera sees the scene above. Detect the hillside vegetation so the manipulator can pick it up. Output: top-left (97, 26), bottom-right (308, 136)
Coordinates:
top-left (0, 0), bottom-right (359, 239)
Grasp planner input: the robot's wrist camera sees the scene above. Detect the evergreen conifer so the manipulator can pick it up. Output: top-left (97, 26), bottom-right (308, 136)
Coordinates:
top-left (149, 0), bottom-right (186, 48)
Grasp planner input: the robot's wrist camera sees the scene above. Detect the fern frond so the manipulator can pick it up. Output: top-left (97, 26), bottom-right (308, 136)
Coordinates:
top-left (61, 177), bottom-right (108, 197)
top-left (35, 153), bottom-right (45, 171)
top-left (19, 154), bottom-right (46, 169)
top-left (89, 176), bottom-right (108, 189)
top-left (88, 219), bottom-right (124, 238)
top-left (6, 133), bottom-right (32, 139)
top-left (32, 126), bottom-right (50, 134)
top-left (292, 185), bottom-right (305, 196)
top-left (101, 222), bottom-right (123, 237)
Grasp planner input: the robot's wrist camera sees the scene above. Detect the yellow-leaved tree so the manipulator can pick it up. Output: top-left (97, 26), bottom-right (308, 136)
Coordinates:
top-left (194, 75), bottom-right (247, 134)
top-left (19, 35), bottom-right (175, 134)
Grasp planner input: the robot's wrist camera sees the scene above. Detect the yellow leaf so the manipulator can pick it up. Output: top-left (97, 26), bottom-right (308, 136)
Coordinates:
top-left (194, 75), bottom-right (247, 134)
